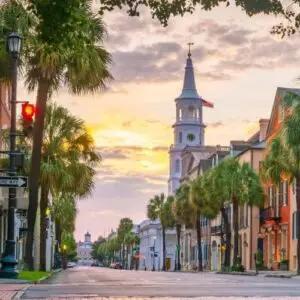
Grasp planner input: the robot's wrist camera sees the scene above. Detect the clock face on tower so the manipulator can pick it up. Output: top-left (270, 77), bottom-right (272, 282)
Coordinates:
top-left (187, 133), bottom-right (195, 142)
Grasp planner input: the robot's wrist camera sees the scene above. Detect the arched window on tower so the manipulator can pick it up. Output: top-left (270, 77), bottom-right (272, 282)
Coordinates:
top-left (178, 108), bottom-right (183, 121)
top-left (196, 108), bottom-right (200, 120)
top-left (175, 159), bottom-right (180, 173)
top-left (188, 105), bottom-right (196, 120)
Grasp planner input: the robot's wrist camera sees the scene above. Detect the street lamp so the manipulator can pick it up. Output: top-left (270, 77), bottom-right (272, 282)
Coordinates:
top-left (62, 244), bottom-right (68, 269)
top-left (152, 236), bottom-right (156, 271)
top-left (0, 33), bottom-right (22, 279)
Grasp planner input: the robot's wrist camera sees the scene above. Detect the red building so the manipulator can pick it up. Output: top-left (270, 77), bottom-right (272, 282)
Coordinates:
top-left (259, 87), bottom-right (297, 270)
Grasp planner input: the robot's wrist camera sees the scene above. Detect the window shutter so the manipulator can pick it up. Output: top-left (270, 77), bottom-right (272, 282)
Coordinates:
top-left (269, 186), bottom-right (272, 207)
top-left (293, 212), bottom-right (296, 240)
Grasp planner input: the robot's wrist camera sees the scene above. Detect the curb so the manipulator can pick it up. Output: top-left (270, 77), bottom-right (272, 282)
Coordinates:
top-left (36, 268), bottom-right (62, 284)
top-left (13, 285), bottom-right (32, 300)
top-left (217, 271), bottom-right (257, 276)
top-left (265, 274), bottom-right (293, 279)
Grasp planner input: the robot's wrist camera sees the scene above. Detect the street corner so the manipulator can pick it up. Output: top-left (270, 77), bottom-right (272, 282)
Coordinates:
top-left (0, 284), bottom-right (28, 300)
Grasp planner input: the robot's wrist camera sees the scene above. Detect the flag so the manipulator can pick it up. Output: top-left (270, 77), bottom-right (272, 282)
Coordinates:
top-left (202, 99), bottom-right (214, 108)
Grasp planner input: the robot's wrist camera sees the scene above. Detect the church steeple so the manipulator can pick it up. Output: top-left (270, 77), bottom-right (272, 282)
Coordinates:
top-left (178, 44), bottom-right (199, 99)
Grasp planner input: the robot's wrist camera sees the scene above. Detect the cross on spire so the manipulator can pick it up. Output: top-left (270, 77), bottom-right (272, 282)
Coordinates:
top-left (188, 42), bottom-right (194, 57)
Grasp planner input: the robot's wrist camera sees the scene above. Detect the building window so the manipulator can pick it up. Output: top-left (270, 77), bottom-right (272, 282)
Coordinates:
top-left (200, 217), bottom-right (208, 228)
top-left (188, 105), bottom-right (196, 120)
top-left (178, 108), bottom-right (183, 121)
top-left (293, 212), bottom-right (297, 240)
top-left (293, 179), bottom-right (296, 195)
top-left (175, 159), bottom-right (180, 173)
top-left (179, 132), bottom-right (182, 143)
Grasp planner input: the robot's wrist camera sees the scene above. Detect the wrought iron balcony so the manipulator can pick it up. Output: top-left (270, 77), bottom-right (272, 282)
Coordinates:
top-left (211, 224), bottom-right (225, 235)
top-left (260, 207), bottom-right (281, 223)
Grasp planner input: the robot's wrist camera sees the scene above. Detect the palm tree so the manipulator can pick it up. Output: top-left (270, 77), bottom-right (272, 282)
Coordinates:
top-left (221, 158), bottom-right (264, 265)
top-left (203, 167), bottom-right (232, 267)
top-left (117, 218), bottom-right (133, 266)
top-left (190, 176), bottom-right (217, 271)
top-left (262, 91), bottom-right (300, 274)
top-left (0, 1), bottom-right (112, 270)
top-left (36, 104), bottom-right (100, 270)
top-left (173, 184), bottom-right (195, 271)
top-left (147, 193), bottom-right (175, 271)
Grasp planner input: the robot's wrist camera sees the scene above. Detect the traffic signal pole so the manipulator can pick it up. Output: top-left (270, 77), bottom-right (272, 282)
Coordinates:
top-left (0, 50), bottom-right (19, 278)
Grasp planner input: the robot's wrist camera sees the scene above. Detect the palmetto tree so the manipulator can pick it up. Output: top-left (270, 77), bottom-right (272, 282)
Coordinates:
top-left (117, 218), bottom-right (133, 265)
top-left (147, 193), bottom-right (175, 271)
top-left (262, 91), bottom-right (300, 274)
top-left (0, 0), bottom-right (112, 269)
top-left (38, 103), bottom-right (100, 270)
top-left (173, 183), bottom-right (195, 271)
top-left (190, 176), bottom-right (217, 271)
top-left (207, 158), bottom-right (265, 266)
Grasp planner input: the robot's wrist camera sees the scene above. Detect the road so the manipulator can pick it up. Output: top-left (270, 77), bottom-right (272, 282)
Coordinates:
top-left (20, 266), bottom-right (300, 299)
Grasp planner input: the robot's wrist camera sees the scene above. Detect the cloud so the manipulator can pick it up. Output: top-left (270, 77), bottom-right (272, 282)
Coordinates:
top-left (207, 121), bottom-right (223, 128)
top-left (89, 210), bottom-right (124, 218)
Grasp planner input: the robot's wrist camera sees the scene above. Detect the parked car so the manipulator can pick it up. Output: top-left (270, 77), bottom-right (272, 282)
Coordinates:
top-left (113, 262), bottom-right (123, 269)
top-left (67, 262), bottom-right (76, 268)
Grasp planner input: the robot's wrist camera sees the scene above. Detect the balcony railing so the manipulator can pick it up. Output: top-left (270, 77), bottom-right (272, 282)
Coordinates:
top-left (211, 224), bottom-right (225, 235)
top-left (260, 207), bottom-right (281, 223)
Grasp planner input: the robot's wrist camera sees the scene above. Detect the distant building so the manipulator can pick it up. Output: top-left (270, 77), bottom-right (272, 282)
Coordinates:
top-left (137, 219), bottom-right (176, 271)
top-left (77, 232), bottom-right (93, 264)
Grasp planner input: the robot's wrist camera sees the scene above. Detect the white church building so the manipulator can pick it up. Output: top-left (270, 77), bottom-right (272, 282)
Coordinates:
top-left (139, 47), bottom-right (214, 271)
top-left (168, 47), bottom-right (209, 195)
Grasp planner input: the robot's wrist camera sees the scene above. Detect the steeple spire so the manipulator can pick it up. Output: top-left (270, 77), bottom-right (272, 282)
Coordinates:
top-left (188, 42), bottom-right (194, 58)
top-left (177, 43), bottom-right (199, 99)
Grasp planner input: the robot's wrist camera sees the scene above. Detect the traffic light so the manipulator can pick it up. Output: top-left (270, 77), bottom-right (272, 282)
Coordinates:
top-left (21, 102), bottom-right (35, 136)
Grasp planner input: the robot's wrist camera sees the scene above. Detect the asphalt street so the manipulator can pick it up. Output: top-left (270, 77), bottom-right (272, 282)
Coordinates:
top-left (20, 266), bottom-right (300, 299)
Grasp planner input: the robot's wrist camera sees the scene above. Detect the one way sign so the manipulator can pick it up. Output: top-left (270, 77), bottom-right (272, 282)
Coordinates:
top-left (0, 176), bottom-right (28, 188)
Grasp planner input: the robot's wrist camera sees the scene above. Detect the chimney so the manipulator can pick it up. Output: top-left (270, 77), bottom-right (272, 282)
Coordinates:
top-left (259, 119), bottom-right (269, 142)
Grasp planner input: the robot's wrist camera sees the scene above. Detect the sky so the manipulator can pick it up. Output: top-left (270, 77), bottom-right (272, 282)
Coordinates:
top-left (19, 1), bottom-right (300, 241)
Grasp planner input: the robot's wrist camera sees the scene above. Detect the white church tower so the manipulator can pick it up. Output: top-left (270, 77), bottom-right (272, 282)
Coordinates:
top-left (168, 45), bottom-right (206, 195)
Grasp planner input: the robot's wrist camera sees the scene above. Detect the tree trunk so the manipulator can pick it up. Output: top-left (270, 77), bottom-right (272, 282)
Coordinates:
top-left (126, 245), bottom-right (129, 269)
top-left (162, 227), bottom-right (166, 271)
top-left (196, 215), bottom-right (203, 272)
top-left (296, 176), bottom-right (300, 275)
top-left (39, 185), bottom-right (49, 271)
top-left (233, 198), bottom-right (239, 265)
top-left (24, 81), bottom-right (50, 270)
top-left (176, 223), bottom-right (181, 271)
top-left (221, 207), bottom-right (231, 267)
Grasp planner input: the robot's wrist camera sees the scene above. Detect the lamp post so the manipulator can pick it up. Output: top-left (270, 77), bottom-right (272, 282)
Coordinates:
top-left (62, 244), bottom-right (68, 269)
top-left (0, 33), bottom-right (22, 278)
top-left (152, 236), bottom-right (156, 271)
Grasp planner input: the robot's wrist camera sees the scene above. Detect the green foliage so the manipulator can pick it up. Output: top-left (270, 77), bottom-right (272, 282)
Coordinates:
top-left (262, 91), bottom-right (300, 185)
top-left (256, 250), bottom-right (264, 270)
top-left (231, 256), bottom-right (245, 272)
top-left (61, 232), bottom-right (77, 261)
top-left (98, 0), bottom-right (300, 37)
top-left (174, 184), bottom-right (196, 228)
top-left (19, 270), bottom-right (49, 281)
top-left (99, 0), bottom-right (283, 26)
top-left (117, 218), bottom-right (133, 242)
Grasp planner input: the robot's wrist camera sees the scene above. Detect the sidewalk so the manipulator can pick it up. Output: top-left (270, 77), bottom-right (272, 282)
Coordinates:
top-left (257, 270), bottom-right (297, 278)
top-left (0, 284), bottom-right (27, 300)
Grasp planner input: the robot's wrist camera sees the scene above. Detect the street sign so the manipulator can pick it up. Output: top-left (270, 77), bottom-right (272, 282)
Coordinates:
top-left (0, 176), bottom-right (28, 188)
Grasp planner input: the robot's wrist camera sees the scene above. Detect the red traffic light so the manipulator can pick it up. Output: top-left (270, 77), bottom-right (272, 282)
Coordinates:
top-left (22, 102), bottom-right (35, 120)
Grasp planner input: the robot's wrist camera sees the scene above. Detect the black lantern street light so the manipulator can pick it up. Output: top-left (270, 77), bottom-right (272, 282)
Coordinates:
top-left (0, 32), bottom-right (22, 278)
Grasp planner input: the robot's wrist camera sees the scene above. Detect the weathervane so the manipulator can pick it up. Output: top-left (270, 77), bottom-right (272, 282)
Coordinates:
top-left (188, 42), bottom-right (194, 57)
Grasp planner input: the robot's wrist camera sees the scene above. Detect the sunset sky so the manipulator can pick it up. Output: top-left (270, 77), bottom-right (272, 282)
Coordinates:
top-left (20, 1), bottom-right (300, 241)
